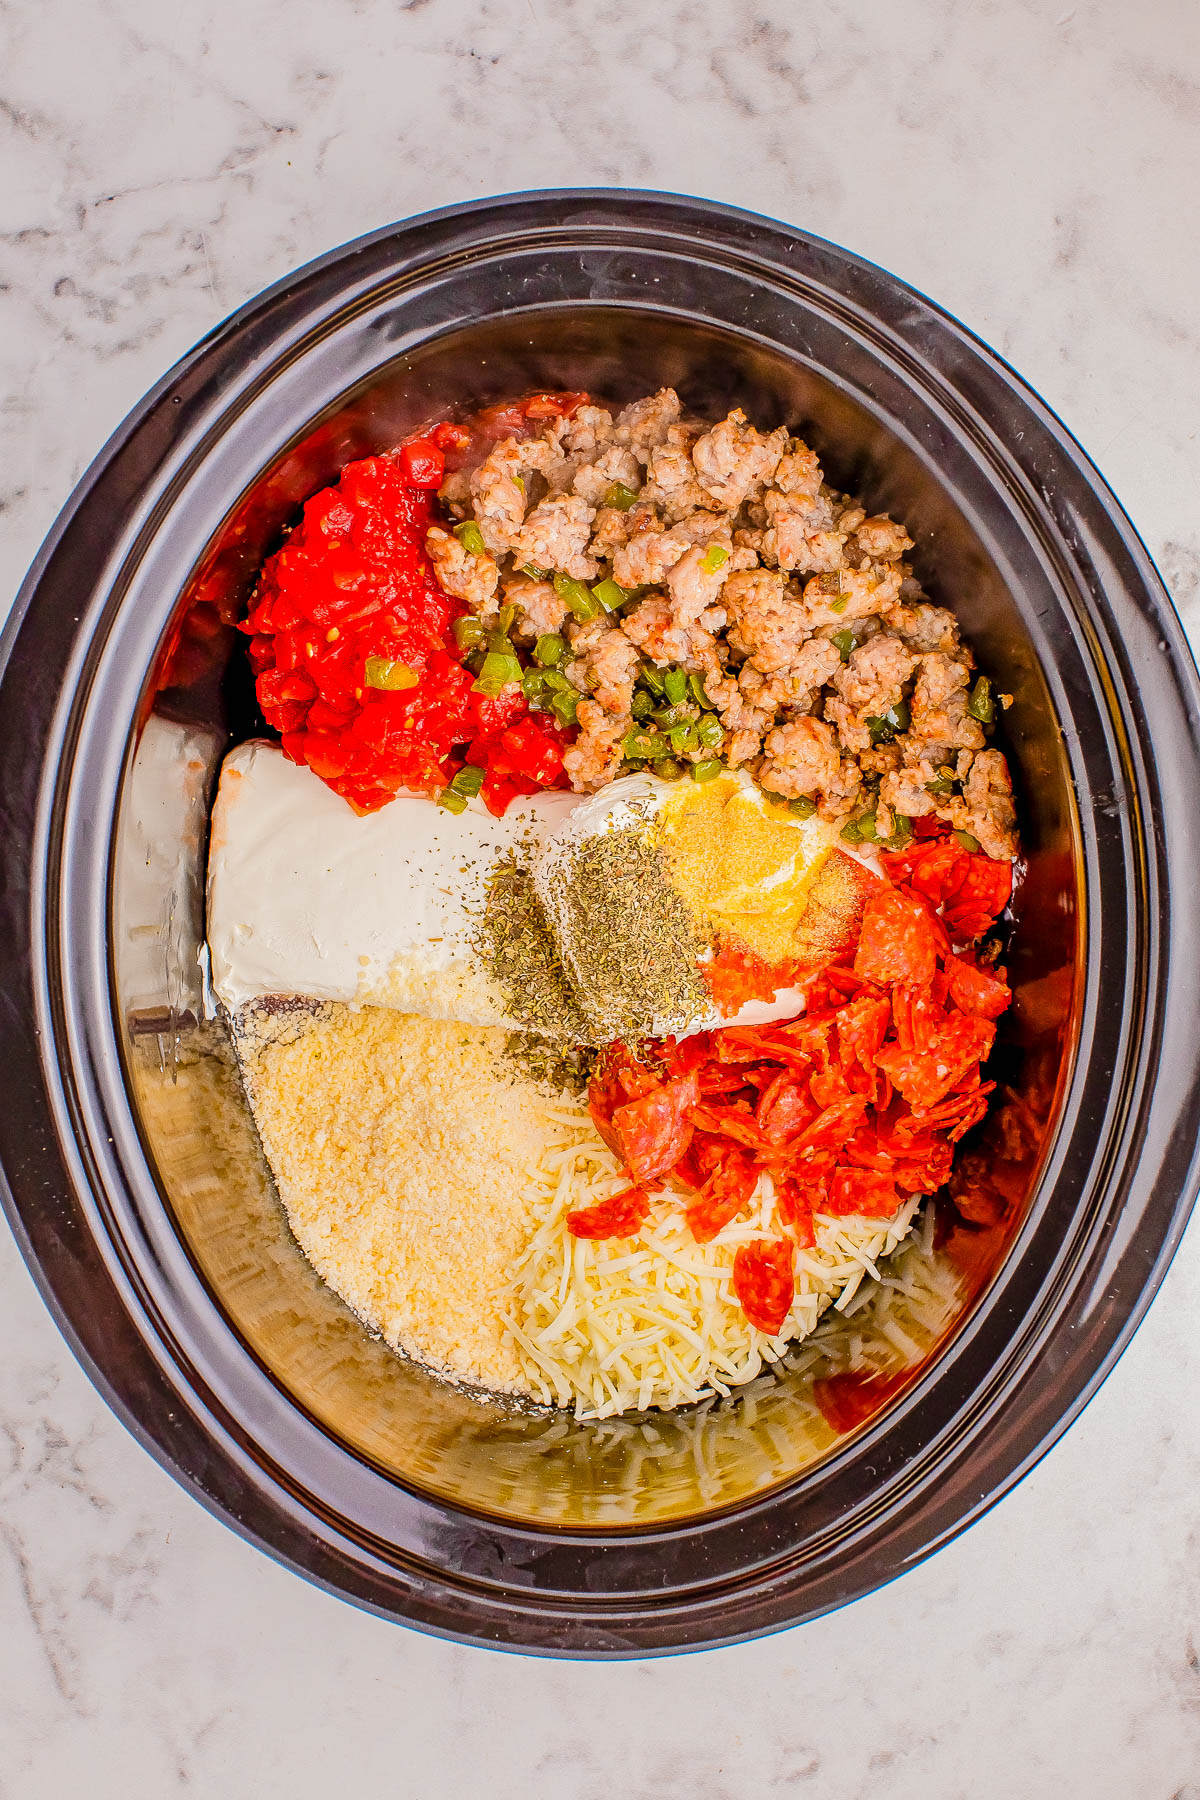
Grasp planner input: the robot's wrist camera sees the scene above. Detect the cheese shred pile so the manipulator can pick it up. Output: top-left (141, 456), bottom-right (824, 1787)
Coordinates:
top-left (505, 1102), bottom-right (922, 1420)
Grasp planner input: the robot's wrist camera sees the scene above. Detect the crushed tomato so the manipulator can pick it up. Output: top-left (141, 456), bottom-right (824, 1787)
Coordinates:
top-left (243, 423), bottom-right (578, 816)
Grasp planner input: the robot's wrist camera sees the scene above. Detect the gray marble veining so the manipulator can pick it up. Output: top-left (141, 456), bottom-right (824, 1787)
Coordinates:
top-left (2, 1), bottom-right (1200, 1794)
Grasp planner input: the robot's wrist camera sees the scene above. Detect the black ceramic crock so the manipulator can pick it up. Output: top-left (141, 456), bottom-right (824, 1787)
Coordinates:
top-left (3, 191), bottom-right (1199, 1656)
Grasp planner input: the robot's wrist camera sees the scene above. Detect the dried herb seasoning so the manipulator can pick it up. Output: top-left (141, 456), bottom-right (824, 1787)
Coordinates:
top-left (542, 819), bottom-right (712, 1041)
top-left (473, 855), bottom-right (591, 1044)
top-left (502, 1032), bottom-right (597, 1095)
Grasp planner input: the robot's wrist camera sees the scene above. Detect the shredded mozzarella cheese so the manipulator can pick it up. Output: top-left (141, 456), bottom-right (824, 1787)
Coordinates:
top-left (503, 1108), bottom-right (923, 1420)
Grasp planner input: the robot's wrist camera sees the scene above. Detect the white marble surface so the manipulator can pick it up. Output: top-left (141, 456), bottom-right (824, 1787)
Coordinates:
top-left (3, 1), bottom-right (1200, 1793)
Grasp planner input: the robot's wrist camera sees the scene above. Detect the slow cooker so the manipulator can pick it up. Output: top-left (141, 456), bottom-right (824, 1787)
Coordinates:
top-left (3, 190), bottom-right (1198, 1654)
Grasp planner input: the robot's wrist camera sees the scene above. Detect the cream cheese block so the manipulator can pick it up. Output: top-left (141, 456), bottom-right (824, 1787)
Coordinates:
top-left (206, 740), bottom-right (579, 1025)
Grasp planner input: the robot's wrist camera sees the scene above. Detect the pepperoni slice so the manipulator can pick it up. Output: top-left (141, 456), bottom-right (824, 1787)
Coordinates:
top-left (944, 952), bottom-right (1012, 1019)
top-left (566, 1186), bottom-right (650, 1240)
top-left (826, 1167), bottom-right (900, 1218)
top-left (609, 1070), bottom-right (700, 1183)
top-left (689, 1101), bottom-right (772, 1152)
top-left (836, 993), bottom-right (891, 1072)
top-left (732, 1239), bottom-right (795, 1336)
top-left (589, 1042), bottom-right (667, 1154)
top-left (855, 889), bottom-right (939, 987)
top-left (809, 1062), bottom-right (854, 1111)
top-left (757, 1077), bottom-right (814, 1146)
top-left (774, 1176), bottom-right (819, 1245)
top-left (794, 1093), bottom-right (869, 1154)
top-left (877, 1014), bottom-right (996, 1109)
top-left (686, 1150), bottom-right (759, 1244)
top-left (941, 854), bottom-right (1013, 939)
top-left (891, 981), bottom-right (947, 1054)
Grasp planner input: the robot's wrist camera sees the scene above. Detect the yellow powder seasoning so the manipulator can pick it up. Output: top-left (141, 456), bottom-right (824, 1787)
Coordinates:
top-left (659, 776), bottom-right (837, 967)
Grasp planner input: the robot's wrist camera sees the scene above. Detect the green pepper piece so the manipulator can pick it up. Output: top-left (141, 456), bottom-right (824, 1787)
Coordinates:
top-left (655, 756), bottom-right (686, 782)
top-left (690, 759), bottom-right (723, 783)
top-left (542, 668), bottom-right (572, 693)
top-left (472, 650), bottom-right (523, 697)
top-left (865, 715), bottom-right (893, 747)
top-left (789, 795), bottom-right (817, 819)
top-left (550, 689), bottom-right (579, 728)
top-left (436, 788), bottom-right (469, 815)
top-left (522, 668), bottom-right (553, 711)
top-left (889, 697), bottom-right (911, 733)
top-left (639, 661), bottom-right (666, 695)
top-left (364, 657), bottom-right (420, 691)
top-left (590, 577), bottom-right (627, 612)
top-left (464, 644), bottom-right (486, 675)
top-left (520, 564), bottom-right (551, 581)
top-left (621, 727), bottom-right (663, 761)
top-left (953, 828), bottom-right (982, 852)
top-left (603, 481), bottom-right (641, 511)
top-left (889, 813), bottom-right (914, 846)
top-left (533, 633), bottom-right (567, 667)
top-left (840, 815), bottom-right (863, 843)
top-left (831, 629), bottom-right (856, 662)
top-left (453, 520), bottom-right (487, 556)
top-left (696, 712), bottom-right (725, 750)
top-left (855, 810), bottom-right (879, 842)
top-left (452, 615), bottom-right (486, 652)
top-left (652, 701), bottom-right (695, 728)
top-left (966, 676), bottom-right (995, 726)
top-left (631, 690), bottom-right (656, 722)
top-left (926, 772), bottom-right (956, 797)
top-left (828, 596), bottom-right (849, 615)
top-left (700, 544), bottom-right (729, 574)
top-left (663, 668), bottom-right (689, 705)
top-left (688, 673), bottom-right (711, 708)
top-left (449, 765), bottom-right (484, 799)
top-left (667, 720), bottom-right (698, 753)
top-left (552, 573), bottom-right (599, 621)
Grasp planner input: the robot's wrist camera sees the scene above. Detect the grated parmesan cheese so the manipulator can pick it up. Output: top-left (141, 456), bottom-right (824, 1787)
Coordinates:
top-left (236, 1003), bottom-right (572, 1393)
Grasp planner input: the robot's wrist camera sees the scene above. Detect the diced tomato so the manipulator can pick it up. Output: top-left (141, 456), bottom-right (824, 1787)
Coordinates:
top-left (566, 1186), bottom-right (650, 1240)
top-left (243, 438), bottom-right (581, 814)
top-left (397, 437), bottom-right (445, 489)
top-left (432, 420), bottom-right (472, 455)
top-left (520, 390), bottom-right (588, 420)
top-left (732, 1239), bottom-right (795, 1335)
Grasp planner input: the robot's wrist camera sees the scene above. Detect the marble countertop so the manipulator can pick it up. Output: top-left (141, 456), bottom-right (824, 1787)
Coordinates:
top-left (3, 1), bottom-right (1199, 1793)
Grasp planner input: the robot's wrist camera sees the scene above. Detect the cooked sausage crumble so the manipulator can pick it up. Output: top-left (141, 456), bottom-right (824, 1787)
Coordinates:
top-left (428, 389), bottom-right (1017, 861)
